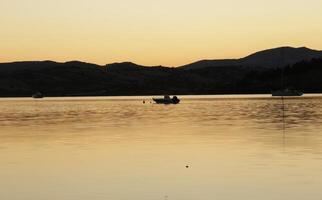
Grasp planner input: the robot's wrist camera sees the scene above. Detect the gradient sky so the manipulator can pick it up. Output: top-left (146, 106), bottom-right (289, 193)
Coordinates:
top-left (1, 0), bottom-right (322, 66)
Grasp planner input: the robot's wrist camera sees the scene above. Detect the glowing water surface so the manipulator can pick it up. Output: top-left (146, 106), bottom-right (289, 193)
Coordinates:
top-left (1, 95), bottom-right (322, 200)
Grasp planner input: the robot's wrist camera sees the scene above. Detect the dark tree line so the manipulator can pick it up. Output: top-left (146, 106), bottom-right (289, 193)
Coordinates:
top-left (0, 59), bottom-right (321, 97)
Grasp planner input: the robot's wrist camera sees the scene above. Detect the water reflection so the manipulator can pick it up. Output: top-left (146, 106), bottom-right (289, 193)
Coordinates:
top-left (1, 96), bottom-right (322, 200)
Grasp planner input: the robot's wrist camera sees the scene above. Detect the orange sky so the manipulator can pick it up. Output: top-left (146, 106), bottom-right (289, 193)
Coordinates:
top-left (1, 0), bottom-right (322, 66)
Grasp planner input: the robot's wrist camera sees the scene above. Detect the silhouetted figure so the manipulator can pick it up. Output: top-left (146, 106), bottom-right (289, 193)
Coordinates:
top-left (172, 96), bottom-right (179, 104)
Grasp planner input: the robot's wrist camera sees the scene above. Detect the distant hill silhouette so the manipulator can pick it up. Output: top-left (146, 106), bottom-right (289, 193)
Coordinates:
top-left (180, 47), bottom-right (322, 69)
top-left (0, 46), bottom-right (322, 97)
top-left (106, 62), bottom-right (168, 71)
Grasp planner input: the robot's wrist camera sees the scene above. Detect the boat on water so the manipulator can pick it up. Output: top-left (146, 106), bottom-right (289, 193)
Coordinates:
top-left (32, 92), bottom-right (44, 99)
top-left (272, 89), bottom-right (303, 97)
top-left (153, 95), bottom-right (180, 104)
top-left (272, 63), bottom-right (303, 97)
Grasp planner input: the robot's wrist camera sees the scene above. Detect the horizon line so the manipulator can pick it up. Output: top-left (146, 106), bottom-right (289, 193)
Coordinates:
top-left (0, 46), bottom-right (320, 67)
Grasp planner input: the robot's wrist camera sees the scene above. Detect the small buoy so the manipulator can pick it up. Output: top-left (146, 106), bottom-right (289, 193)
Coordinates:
top-left (143, 100), bottom-right (146, 104)
top-left (186, 165), bottom-right (189, 168)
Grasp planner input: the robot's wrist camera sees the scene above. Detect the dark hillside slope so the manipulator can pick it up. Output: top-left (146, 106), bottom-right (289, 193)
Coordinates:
top-left (181, 47), bottom-right (322, 70)
top-left (0, 57), bottom-right (322, 97)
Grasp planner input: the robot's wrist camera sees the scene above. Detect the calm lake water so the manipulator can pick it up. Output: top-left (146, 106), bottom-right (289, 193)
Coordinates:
top-left (1, 95), bottom-right (322, 200)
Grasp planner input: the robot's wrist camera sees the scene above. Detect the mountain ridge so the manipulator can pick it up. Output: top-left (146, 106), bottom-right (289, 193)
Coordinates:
top-left (0, 57), bottom-right (322, 97)
top-left (180, 46), bottom-right (322, 69)
top-left (1, 46), bottom-right (322, 70)
top-left (0, 46), bottom-right (322, 97)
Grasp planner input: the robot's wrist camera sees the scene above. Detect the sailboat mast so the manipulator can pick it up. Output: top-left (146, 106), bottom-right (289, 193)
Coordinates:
top-left (281, 47), bottom-right (285, 90)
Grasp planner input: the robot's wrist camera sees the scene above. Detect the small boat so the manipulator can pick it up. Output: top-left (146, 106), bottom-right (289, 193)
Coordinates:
top-left (272, 66), bottom-right (303, 97)
top-left (272, 89), bottom-right (303, 97)
top-left (153, 95), bottom-right (180, 104)
top-left (32, 92), bottom-right (44, 99)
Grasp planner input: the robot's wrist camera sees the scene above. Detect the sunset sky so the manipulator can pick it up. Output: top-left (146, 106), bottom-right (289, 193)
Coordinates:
top-left (1, 0), bottom-right (322, 66)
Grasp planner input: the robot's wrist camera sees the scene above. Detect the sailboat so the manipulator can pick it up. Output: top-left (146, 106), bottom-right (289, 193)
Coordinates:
top-left (271, 49), bottom-right (303, 97)
top-left (272, 89), bottom-right (303, 97)
top-left (32, 92), bottom-right (44, 99)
